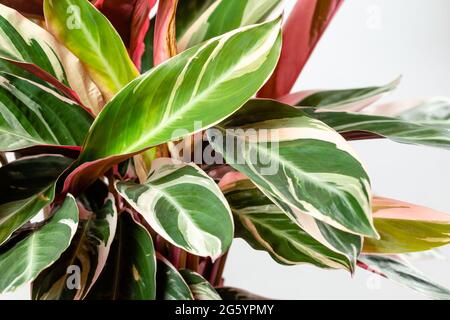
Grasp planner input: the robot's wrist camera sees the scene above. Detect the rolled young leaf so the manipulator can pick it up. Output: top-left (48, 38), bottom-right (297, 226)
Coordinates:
top-left (0, 4), bottom-right (104, 113)
top-left (156, 255), bottom-right (194, 300)
top-left (153, 0), bottom-right (179, 65)
top-left (85, 211), bottom-right (156, 300)
top-left (32, 192), bottom-right (117, 300)
top-left (65, 18), bottom-right (282, 192)
top-left (310, 109), bottom-right (450, 149)
top-left (363, 197), bottom-right (450, 254)
top-left (117, 158), bottom-right (234, 260)
top-left (0, 73), bottom-right (93, 151)
top-left (258, 0), bottom-right (343, 98)
top-left (207, 99), bottom-right (377, 238)
top-left (359, 255), bottom-right (450, 300)
top-left (223, 178), bottom-right (358, 271)
top-left (0, 155), bottom-right (72, 246)
top-left (178, 0), bottom-right (282, 51)
top-left (44, 0), bottom-right (140, 101)
top-left (179, 269), bottom-right (221, 300)
top-left (0, 195), bottom-right (79, 294)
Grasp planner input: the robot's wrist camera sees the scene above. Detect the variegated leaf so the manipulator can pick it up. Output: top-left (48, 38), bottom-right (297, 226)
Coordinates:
top-left (175, 0), bottom-right (215, 40)
top-left (0, 4), bottom-right (103, 112)
top-left (0, 73), bottom-right (93, 151)
top-left (32, 190), bottom-right (117, 300)
top-left (365, 97), bottom-right (450, 129)
top-left (44, 0), bottom-right (140, 101)
top-left (363, 197), bottom-right (450, 254)
top-left (179, 269), bottom-right (221, 300)
top-left (359, 255), bottom-right (450, 300)
top-left (85, 211), bottom-right (156, 300)
top-left (311, 109), bottom-right (450, 149)
top-left (156, 255), bottom-right (193, 300)
top-left (279, 78), bottom-right (399, 112)
top-left (0, 155), bottom-right (72, 246)
top-left (0, 195), bottom-right (79, 294)
top-left (178, 0), bottom-right (282, 51)
top-left (207, 99), bottom-right (377, 239)
top-left (65, 18), bottom-right (282, 192)
top-left (117, 158), bottom-right (233, 260)
top-left (223, 179), bottom-right (358, 271)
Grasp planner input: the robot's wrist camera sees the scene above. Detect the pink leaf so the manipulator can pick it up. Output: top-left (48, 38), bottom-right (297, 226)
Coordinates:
top-left (372, 197), bottom-right (450, 223)
top-left (153, 0), bottom-right (179, 66)
top-left (258, 0), bottom-right (343, 99)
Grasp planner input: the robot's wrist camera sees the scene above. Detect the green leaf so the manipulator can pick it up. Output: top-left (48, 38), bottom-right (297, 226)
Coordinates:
top-left (216, 287), bottom-right (268, 300)
top-left (117, 159), bottom-right (233, 260)
top-left (85, 211), bottom-right (156, 300)
top-left (178, 0), bottom-right (282, 51)
top-left (207, 99), bottom-right (377, 239)
top-left (0, 155), bottom-right (72, 246)
top-left (79, 18), bottom-right (282, 163)
top-left (156, 256), bottom-right (193, 300)
top-left (363, 197), bottom-right (450, 254)
top-left (32, 191), bottom-right (117, 300)
top-left (0, 73), bottom-right (93, 151)
top-left (179, 269), bottom-right (221, 300)
top-left (280, 78), bottom-right (399, 111)
top-left (0, 4), bottom-right (103, 112)
top-left (359, 255), bottom-right (450, 300)
top-left (175, 0), bottom-right (215, 40)
top-left (311, 109), bottom-right (450, 149)
top-left (0, 195), bottom-right (79, 293)
top-left (223, 179), bottom-right (358, 271)
top-left (44, 0), bottom-right (139, 100)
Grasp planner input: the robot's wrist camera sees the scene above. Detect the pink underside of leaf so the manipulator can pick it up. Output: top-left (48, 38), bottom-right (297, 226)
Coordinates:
top-left (218, 172), bottom-right (248, 190)
top-left (153, 0), bottom-right (178, 66)
top-left (258, 0), bottom-right (343, 99)
top-left (373, 197), bottom-right (450, 223)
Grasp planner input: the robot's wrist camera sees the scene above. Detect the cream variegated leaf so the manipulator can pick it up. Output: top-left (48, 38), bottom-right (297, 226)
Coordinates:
top-left (0, 155), bottom-right (72, 246)
top-left (178, 0), bottom-right (282, 51)
top-left (32, 192), bottom-right (117, 300)
top-left (0, 73), bottom-right (93, 151)
top-left (223, 179), bottom-right (359, 271)
top-left (117, 158), bottom-right (234, 260)
top-left (85, 212), bottom-right (156, 300)
top-left (156, 256), bottom-right (193, 300)
top-left (179, 269), bottom-right (221, 300)
top-left (359, 255), bottom-right (450, 300)
top-left (0, 4), bottom-right (104, 113)
top-left (207, 99), bottom-right (377, 239)
top-left (0, 195), bottom-right (79, 293)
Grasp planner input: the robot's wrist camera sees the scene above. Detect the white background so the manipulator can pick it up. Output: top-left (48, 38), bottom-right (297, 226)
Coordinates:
top-left (1, 0), bottom-right (450, 300)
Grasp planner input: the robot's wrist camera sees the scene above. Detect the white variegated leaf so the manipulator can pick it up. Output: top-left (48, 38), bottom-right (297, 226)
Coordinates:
top-left (0, 195), bottom-right (79, 293)
top-left (117, 158), bottom-right (233, 260)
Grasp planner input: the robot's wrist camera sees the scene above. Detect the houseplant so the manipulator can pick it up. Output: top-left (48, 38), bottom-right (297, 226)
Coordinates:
top-left (0, 0), bottom-right (449, 300)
